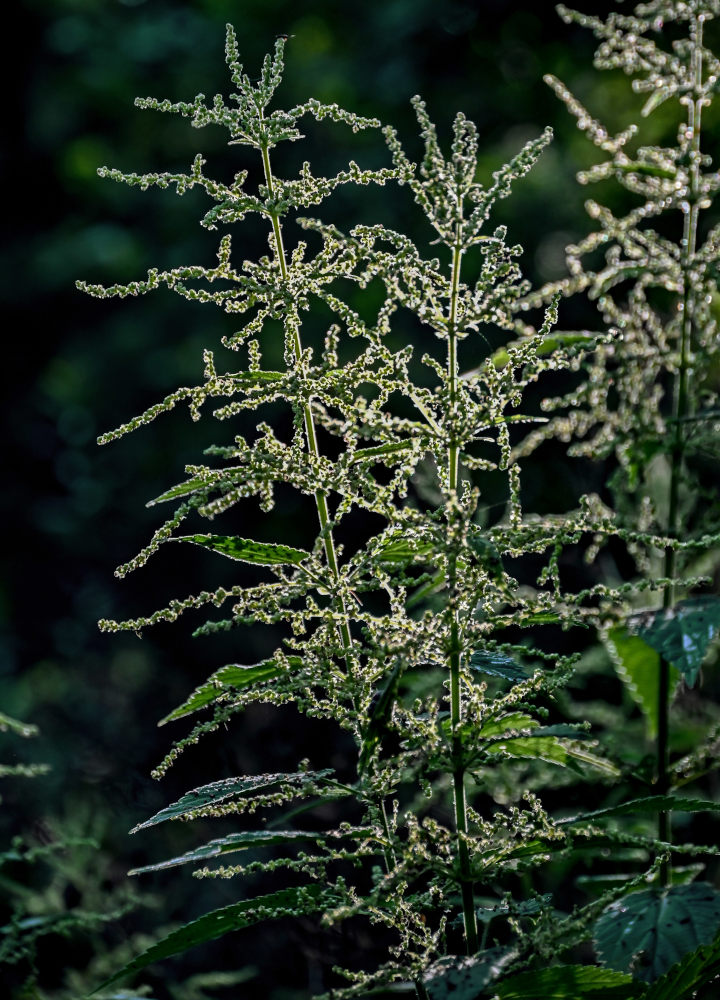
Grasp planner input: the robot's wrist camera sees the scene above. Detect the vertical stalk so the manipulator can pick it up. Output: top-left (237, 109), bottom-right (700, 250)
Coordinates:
top-left (447, 229), bottom-right (479, 955)
top-left (260, 143), bottom-right (354, 663)
top-left (657, 14), bottom-right (704, 885)
top-left (261, 143), bottom-right (431, 1000)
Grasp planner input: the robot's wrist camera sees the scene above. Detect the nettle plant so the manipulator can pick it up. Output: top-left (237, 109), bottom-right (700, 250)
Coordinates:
top-left (513, 0), bottom-right (720, 991)
top-left (78, 12), bottom-right (720, 1000)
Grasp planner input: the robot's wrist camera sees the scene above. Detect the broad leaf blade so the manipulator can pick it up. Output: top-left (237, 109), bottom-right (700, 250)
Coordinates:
top-left (92, 886), bottom-right (325, 992)
top-left (130, 770), bottom-right (333, 833)
top-left (148, 475), bottom-right (213, 507)
top-left (628, 596), bottom-right (720, 687)
top-left (559, 794), bottom-right (720, 827)
top-left (643, 930), bottom-right (720, 1000)
top-left (129, 829), bottom-right (328, 874)
top-left (423, 948), bottom-right (516, 999)
top-left (176, 534), bottom-right (309, 566)
top-left (606, 626), bottom-right (677, 739)
top-left (484, 728), bottom-right (618, 775)
top-left (469, 650), bottom-right (527, 681)
top-left (496, 964), bottom-right (641, 999)
top-left (594, 883), bottom-right (720, 983)
top-left (159, 656), bottom-right (301, 725)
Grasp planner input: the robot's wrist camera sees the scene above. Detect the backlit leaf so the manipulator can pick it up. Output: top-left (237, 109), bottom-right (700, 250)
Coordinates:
top-left (158, 656), bottom-right (301, 725)
top-left (468, 650), bottom-right (527, 681)
top-left (496, 964), bottom-right (641, 999)
top-left (130, 770), bottom-right (333, 832)
top-left (129, 829), bottom-right (331, 874)
top-left (606, 626), bottom-right (678, 739)
top-left (628, 596), bottom-right (720, 687)
top-left (176, 534), bottom-right (309, 566)
top-left (559, 794), bottom-right (720, 827)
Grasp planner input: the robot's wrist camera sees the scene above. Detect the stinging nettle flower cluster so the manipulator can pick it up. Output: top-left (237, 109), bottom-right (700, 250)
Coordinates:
top-left (78, 8), bottom-right (720, 999)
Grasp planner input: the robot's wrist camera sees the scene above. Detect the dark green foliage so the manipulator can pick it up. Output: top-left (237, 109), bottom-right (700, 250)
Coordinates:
top-left (628, 596), bottom-right (720, 688)
top-left (55, 1), bottom-right (720, 997)
top-left (95, 885), bottom-right (328, 992)
top-left (593, 884), bottom-right (720, 983)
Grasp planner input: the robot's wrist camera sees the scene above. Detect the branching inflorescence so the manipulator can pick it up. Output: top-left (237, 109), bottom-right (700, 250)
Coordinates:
top-left (80, 13), bottom-right (720, 1000)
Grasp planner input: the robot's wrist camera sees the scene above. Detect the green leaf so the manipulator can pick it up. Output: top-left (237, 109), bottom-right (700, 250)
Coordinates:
top-left (606, 626), bottom-right (678, 739)
top-left (351, 440), bottom-right (415, 463)
top-left (643, 930), bottom-right (720, 1000)
top-left (228, 370), bottom-right (284, 385)
top-left (628, 596), bottom-right (720, 687)
top-left (92, 886), bottom-right (326, 992)
top-left (130, 770), bottom-right (333, 832)
top-left (496, 965), bottom-right (641, 999)
top-left (359, 662), bottom-right (402, 774)
top-left (485, 735), bottom-right (617, 774)
top-left (594, 883), bottom-right (720, 983)
top-left (559, 794), bottom-right (720, 827)
top-left (478, 712), bottom-right (538, 739)
top-left (491, 332), bottom-right (598, 369)
top-left (175, 534), bottom-right (309, 566)
top-left (158, 656), bottom-right (301, 725)
top-left (129, 829), bottom-right (331, 874)
top-left (148, 475), bottom-right (212, 506)
top-left (377, 537), bottom-right (435, 564)
top-left (423, 947), bottom-right (516, 999)
top-left (468, 650), bottom-right (527, 681)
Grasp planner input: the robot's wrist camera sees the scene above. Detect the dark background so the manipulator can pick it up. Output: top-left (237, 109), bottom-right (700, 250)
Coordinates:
top-left (2, 1), bottom-right (706, 997)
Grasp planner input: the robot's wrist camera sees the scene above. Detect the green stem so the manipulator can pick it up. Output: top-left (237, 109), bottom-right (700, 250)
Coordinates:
top-left (260, 143), bottom-right (354, 664)
top-left (658, 14), bottom-right (704, 886)
top-left (447, 234), bottom-right (479, 956)
top-left (262, 142), bottom-right (431, 1000)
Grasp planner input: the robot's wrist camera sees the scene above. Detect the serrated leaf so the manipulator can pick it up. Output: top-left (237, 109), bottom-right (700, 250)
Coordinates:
top-left (92, 886), bottom-right (326, 992)
top-left (643, 930), bottom-right (720, 1000)
top-left (229, 370), bottom-right (284, 385)
top-left (478, 712), bottom-right (538, 739)
top-left (148, 475), bottom-right (213, 507)
top-left (594, 883), bottom-right (720, 983)
top-left (377, 537), bottom-right (435, 563)
top-left (176, 534), bottom-right (309, 566)
top-left (159, 656), bottom-right (301, 725)
top-left (496, 965), bottom-right (641, 999)
top-left (130, 770), bottom-right (333, 833)
top-left (485, 735), bottom-right (617, 774)
top-left (359, 662), bottom-right (402, 774)
top-left (559, 794), bottom-right (720, 827)
top-left (628, 596), bottom-right (720, 687)
top-left (606, 626), bottom-right (678, 739)
top-left (129, 829), bottom-right (330, 874)
top-left (351, 440), bottom-right (415, 463)
top-left (469, 650), bottom-right (527, 681)
top-left (490, 331), bottom-right (598, 370)
top-left (423, 947), bottom-right (516, 999)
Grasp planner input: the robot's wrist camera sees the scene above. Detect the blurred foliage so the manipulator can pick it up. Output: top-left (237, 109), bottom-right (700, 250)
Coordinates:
top-left (6, 0), bottom-right (720, 996)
